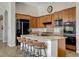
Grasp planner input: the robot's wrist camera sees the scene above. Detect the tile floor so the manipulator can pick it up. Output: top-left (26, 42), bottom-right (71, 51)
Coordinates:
top-left (0, 40), bottom-right (79, 57)
top-left (0, 40), bottom-right (26, 57)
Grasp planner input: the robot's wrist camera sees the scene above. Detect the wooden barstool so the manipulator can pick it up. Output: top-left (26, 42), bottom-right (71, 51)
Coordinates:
top-left (21, 37), bottom-right (27, 50)
top-left (34, 41), bottom-right (47, 57)
top-left (17, 37), bottom-right (21, 42)
top-left (26, 39), bottom-right (35, 56)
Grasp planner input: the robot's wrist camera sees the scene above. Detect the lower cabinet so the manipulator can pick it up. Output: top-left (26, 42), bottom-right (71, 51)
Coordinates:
top-left (58, 39), bottom-right (66, 57)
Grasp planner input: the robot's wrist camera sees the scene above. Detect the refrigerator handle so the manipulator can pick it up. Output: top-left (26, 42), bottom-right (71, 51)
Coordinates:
top-left (22, 22), bottom-right (23, 35)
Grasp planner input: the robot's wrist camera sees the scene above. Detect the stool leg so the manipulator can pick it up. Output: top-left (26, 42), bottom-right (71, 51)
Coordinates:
top-left (33, 46), bottom-right (35, 57)
top-left (33, 47), bottom-right (36, 57)
top-left (20, 43), bottom-right (23, 50)
top-left (39, 48), bottom-right (41, 57)
top-left (37, 48), bottom-right (39, 57)
top-left (30, 46), bottom-right (32, 56)
top-left (44, 48), bottom-right (47, 57)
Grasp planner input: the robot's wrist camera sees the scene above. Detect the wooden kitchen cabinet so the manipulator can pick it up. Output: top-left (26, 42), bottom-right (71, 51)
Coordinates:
top-left (37, 16), bottom-right (45, 28)
top-left (45, 14), bottom-right (52, 22)
top-left (16, 13), bottom-right (30, 20)
top-left (37, 14), bottom-right (52, 28)
top-left (52, 7), bottom-right (76, 22)
top-left (29, 16), bottom-right (37, 28)
top-left (16, 7), bottom-right (76, 28)
top-left (68, 7), bottom-right (76, 22)
top-left (53, 12), bottom-right (59, 20)
top-left (62, 7), bottom-right (76, 22)
top-left (51, 14), bottom-right (55, 27)
top-left (58, 39), bottom-right (66, 57)
top-left (58, 10), bottom-right (66, 21)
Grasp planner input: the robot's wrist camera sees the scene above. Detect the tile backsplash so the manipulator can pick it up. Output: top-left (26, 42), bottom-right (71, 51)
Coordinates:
top-left (31, 28), bottom-right (47, 32)
top-left (30, 27), bottom-right (63, 34)
top-left (31, 28), bottom-right (54, 32)
top-left (53, 27), bottom-right (63, 34)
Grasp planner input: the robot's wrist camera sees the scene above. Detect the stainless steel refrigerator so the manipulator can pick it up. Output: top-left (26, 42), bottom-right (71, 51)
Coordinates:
top-left (16, 19), bottom-right (29, 45)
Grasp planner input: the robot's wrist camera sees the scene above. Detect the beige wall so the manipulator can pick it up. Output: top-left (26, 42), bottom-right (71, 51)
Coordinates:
top-left (16, 2), bottom-right (39, 17)
top-left (38, 2), bottom-right (76, 16)
top-left (0, 20), bottom-right (3, 40)
top-left (76, 3), bottom-right (79, 54)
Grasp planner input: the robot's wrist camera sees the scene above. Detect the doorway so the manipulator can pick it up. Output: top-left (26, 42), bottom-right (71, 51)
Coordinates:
top-left (3, 10), bottom-right (8, 43)
top-left (0, 15), bottom-right (3, 42)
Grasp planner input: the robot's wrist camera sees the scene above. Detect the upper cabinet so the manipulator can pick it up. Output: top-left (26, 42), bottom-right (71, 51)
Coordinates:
top-left (16, 7), bottom-right (76, 28)
top-left (68, 7), bottom-right (76, 22)
top-left (62, 7), bottom-right (76, 22)
top-left (16, 13), bottom-right (31, 20)
top-left (37, 15), bottom-right (52, 28)
top-left (52, 7), bottom-right (76, 22)
top-left (29, 16), bottom-right (37, 28)
top-left (37, 16), bottom-right (46, 28)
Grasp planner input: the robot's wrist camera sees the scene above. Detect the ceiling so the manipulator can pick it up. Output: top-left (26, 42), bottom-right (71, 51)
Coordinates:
top-left (21, 2), bottom-right (53, 7)
top-left (17, 2), bottom-right (76, 9)
top-left (16, 2), bottom-right (76, 17)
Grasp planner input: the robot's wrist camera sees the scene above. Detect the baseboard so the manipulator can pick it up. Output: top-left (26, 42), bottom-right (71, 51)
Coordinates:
top-left (7, 43), bottom-right (15, 47)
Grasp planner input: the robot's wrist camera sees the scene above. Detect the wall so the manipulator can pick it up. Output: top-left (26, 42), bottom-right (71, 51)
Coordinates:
top-left (0, 2), bottom-right (16, 47)
top-left (16, 2), bottom-right (39, 17)
top-left (76, 3), bottom-right (79, 53)
top-left (38, 2), bottom-right (76, 16)
top-left (16, 2), bottom-right (76, 17)
top-left (7, 2), bottom-right (16, 47)
top-left (0, 2), bottom-right (7, 42)
top-left (0, 20), bottom-right (3, 40)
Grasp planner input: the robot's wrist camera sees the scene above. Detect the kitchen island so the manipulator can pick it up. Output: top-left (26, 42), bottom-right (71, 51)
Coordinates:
top-left (21, 34), bottom-right (66, 57)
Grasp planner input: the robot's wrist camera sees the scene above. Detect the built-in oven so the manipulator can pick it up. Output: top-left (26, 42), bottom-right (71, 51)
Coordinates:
top-left (65, 36), bottom-right (76, 45)
top-left (64, 22), bottom-right (76, 51)
top-left (64, 22), bottom-right (76, 34)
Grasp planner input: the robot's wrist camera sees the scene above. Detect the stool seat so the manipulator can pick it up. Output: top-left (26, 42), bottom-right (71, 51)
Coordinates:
top-left (17, 37), bottom-right (21, 42)
top-left (35, 42), bottom-right (47, 49)
top-left (33, 41), bottom-right (47, 57)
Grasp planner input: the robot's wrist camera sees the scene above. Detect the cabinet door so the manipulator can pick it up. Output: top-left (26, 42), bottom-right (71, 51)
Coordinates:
top-left (16, 13), bottom-right (30, 20)
top-left (51, 14), bottom-right (55, 27)
top-left (68, 7), bottom-right (76, 22)
top-left (45, 14), bottom-right (52, 22)
top-left (58, 10), bottom-right (66, 20)
top-left (38, 16), bottom-right (45, 28)
top-left (29, 17), bottom-right (37, 28)
top-left (64, 9), bottom-right (68, 22)
top-left (58, 39), bottom-right (66, 57)
top-left (53, 12), bottom-right (59, 20)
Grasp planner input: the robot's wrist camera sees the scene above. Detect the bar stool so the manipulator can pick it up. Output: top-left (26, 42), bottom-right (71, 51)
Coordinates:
top-left (21, 37), bottom-right (27, 50)
top-left (32, 40), bottom-right (39, 57)
top-left (34, 41), bottom-right (47, 57)
top-left (26, 39), bottom-right (35, 56)
top-left (17, 37), bottom-right (21, 43)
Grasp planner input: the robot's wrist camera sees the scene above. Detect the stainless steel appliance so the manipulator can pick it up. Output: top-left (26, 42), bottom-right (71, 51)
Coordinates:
top-left (64, 22), bottom-right (76, 51)
top-left (16, 19), bottom-right (29, 45)
top-left (55, 19), bottom-right (63, 26)
top-left (64, 22), bottom-right (76, 34)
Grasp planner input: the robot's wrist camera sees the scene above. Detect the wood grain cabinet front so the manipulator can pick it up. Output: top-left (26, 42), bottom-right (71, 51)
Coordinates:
top-left (29, 17), bottom-right (37, 28)
top-left (68, 7), bottom-right (76, 22)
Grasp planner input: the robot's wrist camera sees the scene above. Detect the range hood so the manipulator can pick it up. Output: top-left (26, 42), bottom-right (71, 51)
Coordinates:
top-left (43, 22), bottom-right (52, 25)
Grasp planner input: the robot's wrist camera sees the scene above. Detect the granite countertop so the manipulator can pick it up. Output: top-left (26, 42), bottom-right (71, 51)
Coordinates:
top-left (21, 34), bottom-right (66, 41)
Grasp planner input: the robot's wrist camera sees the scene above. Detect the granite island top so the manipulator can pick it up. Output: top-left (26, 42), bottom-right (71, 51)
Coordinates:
top-left (21, 34), bottom-right (67, 41)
